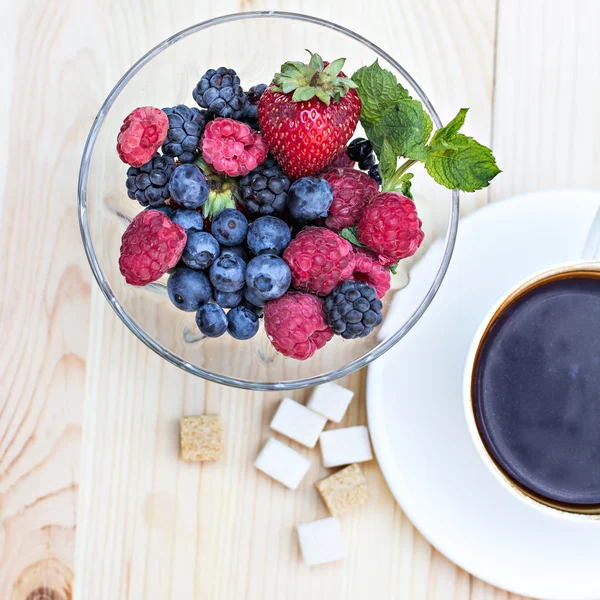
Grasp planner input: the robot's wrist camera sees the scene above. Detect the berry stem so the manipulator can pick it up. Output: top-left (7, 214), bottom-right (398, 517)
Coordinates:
top-left (382, 159), bottom-right (417, 192)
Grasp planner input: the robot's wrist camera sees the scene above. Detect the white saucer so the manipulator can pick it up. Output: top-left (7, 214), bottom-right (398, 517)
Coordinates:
top-left (367, 190), bottom-right (600, 600)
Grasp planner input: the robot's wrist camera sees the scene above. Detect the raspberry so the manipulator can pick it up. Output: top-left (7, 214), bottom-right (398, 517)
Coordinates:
top-left (119, 210), bottom-right (187, 286)
top-left (321, 168), bottom-right (379, 230)
top-left (324, 280), bottom-right (383, 339)
top-left (264, 292), bottom-right (333, 360)
top-left (201, 118), bottom-right (268, 177)
top-left (352, 248), bottom-right (391, 298)
top-left (117, 107), bottom-right (169, 167)
top-left (318, 146), bottom-right (356, 173)
top-left (282, 227), bottom-right (356, 296)
top-left (357, 192), bottom-right (424, 263)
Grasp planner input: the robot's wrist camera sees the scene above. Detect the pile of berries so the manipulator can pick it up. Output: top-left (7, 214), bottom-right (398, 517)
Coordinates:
top-left (115, 53), bottom-right (424, 360)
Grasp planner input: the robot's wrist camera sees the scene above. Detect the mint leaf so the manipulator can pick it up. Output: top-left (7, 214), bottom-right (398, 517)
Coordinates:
top-left (430, 107), bottom-right (468, 142)
top-left (398, 172), bottom-right (414, 200)
top-left (379, 138), bottom-right (398, 183)
top-left (351, 60), bottom-right (408, 123)
top-left (425, 108), bottom-right (500, 192)
top-left (339, 226), bottom-right (367, 249)
top-left (425, 136), bottom-right (500, 191)
top-left (378, 99), bottom-right (432, 161)
top-left (363, 120), bottom-right (384, 156)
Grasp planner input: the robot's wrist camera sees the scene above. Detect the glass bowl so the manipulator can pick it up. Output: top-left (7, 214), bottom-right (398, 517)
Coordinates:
top-left (78, 11), bottom-right (459, 391)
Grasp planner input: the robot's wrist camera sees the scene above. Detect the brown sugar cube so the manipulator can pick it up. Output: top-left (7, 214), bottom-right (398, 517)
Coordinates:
top-left (180, 415), bottom-right (222, 461)
top-left (315, 463), bottom-right (370, 516)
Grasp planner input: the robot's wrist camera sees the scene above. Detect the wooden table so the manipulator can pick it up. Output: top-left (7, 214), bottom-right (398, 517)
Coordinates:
top-left (2, 1), bottom-right (599, 598)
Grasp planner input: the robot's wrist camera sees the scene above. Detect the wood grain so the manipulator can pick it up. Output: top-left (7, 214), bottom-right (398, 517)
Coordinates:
top-left (490, 0), bottom-right (600, 202)
top-left (1, 0), bottom-right (594, 598)
top-left (0, 0), bottom-right (94, 598)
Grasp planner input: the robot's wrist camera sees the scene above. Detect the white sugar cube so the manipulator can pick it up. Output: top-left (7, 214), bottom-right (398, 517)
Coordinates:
top-left (297, 517), bottom-right (346, 566)
top-left (270, 397), bottom-right (327, 448)
top-left (320, 426), bottom-right (373, 468)
top-left (308, 382), bottom-right (354, 423)
top-left (255, 438), bottom-right (311, 490)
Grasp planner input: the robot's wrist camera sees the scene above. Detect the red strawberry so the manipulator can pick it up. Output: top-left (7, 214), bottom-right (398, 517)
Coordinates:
top-left (258, 53), bottom-right (361, 179)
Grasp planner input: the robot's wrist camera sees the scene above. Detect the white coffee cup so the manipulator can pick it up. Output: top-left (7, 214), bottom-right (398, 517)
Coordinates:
top-left (463, 209), bottom-right (600, 520)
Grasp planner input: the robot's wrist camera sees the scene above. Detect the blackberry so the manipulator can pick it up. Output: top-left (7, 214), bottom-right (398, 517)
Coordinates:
top-left (358, 153), bottom-right (376, 171)
top-left (368, 164), bottom-right (382, 185)
top-left (241, 83), bottom-right (267, 129)
top-left (239, 156), bottom-right (290, 216)
top-left (193, 67), bottom-right (246, 120)
top-left (347, 138), bottom-right (373, 162)
top-left (324, 280), bottom-right (383, 339)
top-left (239, 157), bottom-right (290, 216)
top-left (125, 153), bottom-right (175, 207)
top-left (162, 105), bottom-right (206, 163)
top-left (348, 137), bottom-right (382, 185)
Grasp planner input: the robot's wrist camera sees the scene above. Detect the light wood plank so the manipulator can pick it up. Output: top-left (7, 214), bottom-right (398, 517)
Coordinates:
top-left (0, 0), bottom-right (96, 596)
top-left (490, 0), bottom-right (600, 202)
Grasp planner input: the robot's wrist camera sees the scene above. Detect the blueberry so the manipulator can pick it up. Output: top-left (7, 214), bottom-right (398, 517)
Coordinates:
top-left (214, 289), bottom-right (243, 308)
top-left (168, 164), bottom-right (209, 209)
top-left (246, 216), bottom-right (291, 255)
top-left (211, 209), bottom-right (248, 246)
top-left (245, 254), bottom-right (291, 301)
top-left (167, 267), bottom-right (212, 312)
top-left (209, 254), bottom-right (246, 292)
top-left (196, 303), bottom-right (228, 337)
top-left (241, 297), bottom-right (264, 317)
top-left (243, 285), bottom-right (266, 307)
top-left (171, 209), bottom-right (204, 232)
top-left (145, 204), bottom-right (175, 218)
top-left (227, 305), bottom-right (260, 340)
top-left (287, 176), bottom-right (333, 221)
top-left (182, 231), bottom-right (220, 270)
top-left (220, 244), bottom-right (249, 262)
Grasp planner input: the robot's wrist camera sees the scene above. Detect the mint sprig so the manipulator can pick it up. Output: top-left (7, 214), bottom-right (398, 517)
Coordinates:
top-left (351, 61), bottom-right (500, 193)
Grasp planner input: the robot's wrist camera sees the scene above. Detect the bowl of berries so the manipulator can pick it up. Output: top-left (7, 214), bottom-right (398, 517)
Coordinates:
top-left (78, 11), bottom-right (499, 390)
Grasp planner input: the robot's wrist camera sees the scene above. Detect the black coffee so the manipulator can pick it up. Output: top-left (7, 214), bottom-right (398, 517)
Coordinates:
top-left (473, 273), bottom-right (600, 506)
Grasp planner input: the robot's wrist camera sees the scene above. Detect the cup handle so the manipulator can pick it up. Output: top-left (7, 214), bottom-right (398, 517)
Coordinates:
top-left (581, 207), bottom-right (600, 261)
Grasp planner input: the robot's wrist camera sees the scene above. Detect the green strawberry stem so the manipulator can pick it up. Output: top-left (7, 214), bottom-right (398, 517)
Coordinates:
top-left (382, 159), bottom-right (416, 192)
top-left (193, 156), bottom-right (239, 219)
top-left (271, 51), bottom-right (358, 106)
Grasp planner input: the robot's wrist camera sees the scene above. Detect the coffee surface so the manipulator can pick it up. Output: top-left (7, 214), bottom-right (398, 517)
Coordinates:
top-left (474, 275), bottom-right (600, 505)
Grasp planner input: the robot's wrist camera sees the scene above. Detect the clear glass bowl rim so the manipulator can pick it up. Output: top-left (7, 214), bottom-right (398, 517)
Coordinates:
top-left (77, 10), bottom-right (460, 391)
